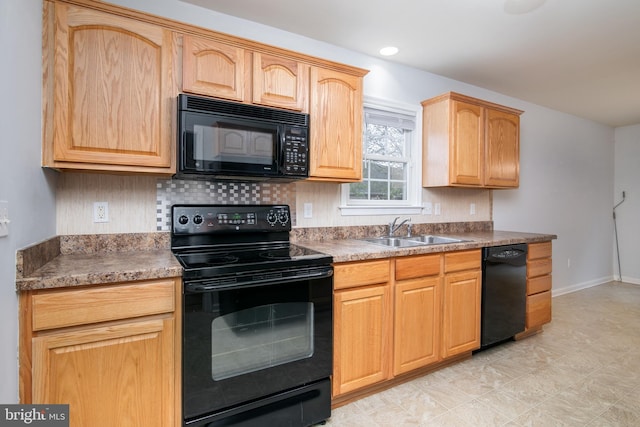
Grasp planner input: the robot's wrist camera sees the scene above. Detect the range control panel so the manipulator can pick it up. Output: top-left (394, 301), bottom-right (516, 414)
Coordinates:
top-left (172, 204), bottom-right (291, 235)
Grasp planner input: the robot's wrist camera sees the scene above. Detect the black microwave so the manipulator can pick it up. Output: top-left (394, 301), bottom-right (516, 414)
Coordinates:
top-left (176, 94), bottom-right (310, 181)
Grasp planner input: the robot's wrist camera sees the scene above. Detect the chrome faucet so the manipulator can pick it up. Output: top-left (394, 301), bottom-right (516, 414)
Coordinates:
top-left (388, 217), bottom-right (411, 237)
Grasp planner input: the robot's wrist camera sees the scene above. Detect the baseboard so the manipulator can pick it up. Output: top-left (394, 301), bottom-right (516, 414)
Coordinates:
top-left (552, 276), bottom-right (613, 297)
top-left (620, 276), bottom-right (640, 285)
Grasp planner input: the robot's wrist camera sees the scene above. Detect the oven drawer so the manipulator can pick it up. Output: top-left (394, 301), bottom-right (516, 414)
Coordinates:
top-left (32, 279), bottom-right (176, 331)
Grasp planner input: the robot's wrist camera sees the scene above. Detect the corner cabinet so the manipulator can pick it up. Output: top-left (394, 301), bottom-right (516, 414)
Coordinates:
top-left (42, 2), bottom-right (178, 175)
top-left (422, 92), bottom-right (523, 188)
top-left (308, 67), bottom-right (366, 182)
top-left (19, 278), bottom-right (181, 427)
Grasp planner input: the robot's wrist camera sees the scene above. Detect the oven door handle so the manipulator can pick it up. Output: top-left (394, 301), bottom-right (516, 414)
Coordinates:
top-left (184, 267), bottom-right (333, 293)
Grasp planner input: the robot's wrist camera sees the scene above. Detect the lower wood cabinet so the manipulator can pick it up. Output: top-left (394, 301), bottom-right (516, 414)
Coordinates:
top-left (525, 241), bottom-right (553, 329)
top-left (332, 260), bottom-right (392, 397)
top-left (332, 250), bottom-right (481, 400)
top-left (393, 263), bottom-right (441, 375)
top-left (441, 250), bottom-right (482, 358)
top-left (20, 278), bottom-right (181, 427)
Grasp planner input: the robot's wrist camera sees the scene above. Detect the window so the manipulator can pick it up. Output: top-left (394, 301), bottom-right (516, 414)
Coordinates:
top-left (341, 99), bottom-right (421, 215)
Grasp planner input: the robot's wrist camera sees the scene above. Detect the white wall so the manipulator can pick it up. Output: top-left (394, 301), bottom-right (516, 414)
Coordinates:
top-left (493, 109), bottom-right (615, 295)
top-left (0, 0), bottom-right (57, 402)
top-left (614, 124), bottom-right (640, 284)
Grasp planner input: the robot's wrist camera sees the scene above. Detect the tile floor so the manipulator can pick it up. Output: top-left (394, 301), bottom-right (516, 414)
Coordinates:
top-left (325, 281), bottom-right (640, 426)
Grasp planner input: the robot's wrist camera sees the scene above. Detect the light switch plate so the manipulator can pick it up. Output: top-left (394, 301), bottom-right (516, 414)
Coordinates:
top-left (0, 200), bottom-right (9, 237)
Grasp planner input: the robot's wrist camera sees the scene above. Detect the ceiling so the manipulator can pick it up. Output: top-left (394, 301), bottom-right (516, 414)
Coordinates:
top-left (181, 0), bottom-right (640, 128)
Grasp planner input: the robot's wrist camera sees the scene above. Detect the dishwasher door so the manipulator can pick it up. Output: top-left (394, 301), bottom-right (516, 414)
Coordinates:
top-left (481, 244), bottom-right (528, 348)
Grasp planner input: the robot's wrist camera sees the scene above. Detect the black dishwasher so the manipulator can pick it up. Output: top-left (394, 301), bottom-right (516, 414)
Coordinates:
top-left (480, 244), bottom-right (527, 349)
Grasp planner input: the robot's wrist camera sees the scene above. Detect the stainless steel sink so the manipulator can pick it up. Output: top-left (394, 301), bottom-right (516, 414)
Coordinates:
top-left (360, 237), bottom-right (426, 248)
top-left (404, 235), bottom-right (468, 244)
top-left (360, 235), bottom-right (469, 248)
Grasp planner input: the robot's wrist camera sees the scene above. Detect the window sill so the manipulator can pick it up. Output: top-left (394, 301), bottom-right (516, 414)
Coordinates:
top-left (339, 205), bottom-right (424, 216)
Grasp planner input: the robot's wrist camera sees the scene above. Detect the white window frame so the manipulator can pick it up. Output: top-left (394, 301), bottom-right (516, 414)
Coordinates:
top-left (340, 97), bottom-right (422, 216)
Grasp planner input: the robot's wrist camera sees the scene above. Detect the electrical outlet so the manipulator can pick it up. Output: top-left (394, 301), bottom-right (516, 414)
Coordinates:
top-left (93, 202), bottom-right (109, 223)
top-left (434, 203), bottom-right (441, 215)
top-left (303, 203), bottom-right (313, 219)
top-left (470, 203), bottom-right (476, 215)
top-left (423, 202), bottom-right (433, 215)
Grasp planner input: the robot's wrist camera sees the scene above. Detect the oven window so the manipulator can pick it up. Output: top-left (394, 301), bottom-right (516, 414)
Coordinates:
top-left (211, 302), bottom-right (314, 380)
top-left (193, 123), bottom-right (274, 166)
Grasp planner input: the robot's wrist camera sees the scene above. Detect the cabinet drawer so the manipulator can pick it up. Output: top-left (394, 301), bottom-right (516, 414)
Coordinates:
top-left (32, 279), bottom-right (176, 331)
top-left (444, 250), bottom-right (481, 273)
top-left (527, 257), bottom-right (552, 278)
top-left (395, 254), bottom-right (441, 281)
top-left (528, 241), bottom-right (552, 260)
top-left (527, 274), bottom-right (552, 295)
top-left (334, 260), bottom-right (390, 290)
top-left (526, 290), bottom-right (552, 328)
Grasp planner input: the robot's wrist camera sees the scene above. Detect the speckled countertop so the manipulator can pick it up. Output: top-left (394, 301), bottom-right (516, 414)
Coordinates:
top-left (15, 226), bottom-right (556, 291)
top-left (15, 233), bottom-right (182, 291)
top-left (294, 230), bottom-right (557, 263)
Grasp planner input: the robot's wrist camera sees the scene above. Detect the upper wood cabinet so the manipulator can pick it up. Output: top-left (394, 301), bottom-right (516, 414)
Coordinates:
top-left (308, 67), bottom-right (364, 182)
top-left (182, 35), bottom-right (309, 112)
top-left (182, 35), bottom-right (249, 103)
top-left (42, 2), bottom-right (177, 175)
top-left (422, 92), bottom-right (523, 188)
top-left (252, 52), bottom-right (309, 111)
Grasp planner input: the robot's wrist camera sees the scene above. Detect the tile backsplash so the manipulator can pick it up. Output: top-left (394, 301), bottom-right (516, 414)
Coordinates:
top-left (156, 179), bottom-right (297, 231)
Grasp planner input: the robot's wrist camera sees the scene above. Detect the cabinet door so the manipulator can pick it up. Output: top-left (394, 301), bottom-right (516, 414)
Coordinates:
top-left (309, 67), bottom-right (363, 182)
top-left (451, 101), bottom-right (483, 186)
top-left (394, 277), bottom-right (441, 375)
top-left (333, 284), bottom-right (391, 396)
top-left (442, 270), bottom-right (482, 358)
top-left (32, 317), bottom-right (175, 427)
top-left (252, 52), bottom-right (309, 112)
top-left (182, 35), bottom-right (248, 101)
top-left (45, 4), bottom-right (175, 172)
top-left (484, 109), bottom-right (520, 187)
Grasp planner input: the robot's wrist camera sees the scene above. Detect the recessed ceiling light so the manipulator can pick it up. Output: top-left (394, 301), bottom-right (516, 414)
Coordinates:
top-left (379, 46), bottom-right (399, 56)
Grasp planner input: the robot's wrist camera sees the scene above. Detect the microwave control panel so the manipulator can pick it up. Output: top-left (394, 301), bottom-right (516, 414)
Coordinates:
top-left (282, 126), bottom-right (308, 176)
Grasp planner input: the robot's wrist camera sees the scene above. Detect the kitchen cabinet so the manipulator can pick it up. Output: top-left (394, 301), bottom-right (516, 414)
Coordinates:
top-left (441, 250), bottom-right (482, 358)
top-left (182, 36), bottom-right (309, 112)
top-left (524, 241), bottom-right (553, 330)
top-left (393, 254), bottom-right (442, 375)
top-left (42, 2), bottom-right (177, 175)
top-left (421, 92), bottom-right (523, 188)
top-left (308, 67), bottom-right (365, 182)
top-left (332, 260), bottom-right (392, 397)
top-left (20, 278), bottom-right (181, 427)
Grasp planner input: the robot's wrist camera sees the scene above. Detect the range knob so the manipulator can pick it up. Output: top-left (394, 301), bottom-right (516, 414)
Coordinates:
top-left (193, 214), bottom-right (203, 225)
top-left (178, 215), bottom-right (189, 225)
top-left (266, 212), bottom-right (277, 225)
top-left (278, 211), bottom-right (289, 225)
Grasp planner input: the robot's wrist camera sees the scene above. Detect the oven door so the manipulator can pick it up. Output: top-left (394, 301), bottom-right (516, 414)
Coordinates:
top-left (180, 111), bottom-right (281, 178)
top-left (182, 270), bottom-right (333, 423)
